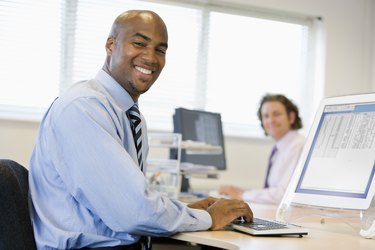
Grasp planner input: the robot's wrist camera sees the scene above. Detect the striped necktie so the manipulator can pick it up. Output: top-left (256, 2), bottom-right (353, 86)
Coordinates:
top-left (264, 145), bottom-right (278, 188)
top-left (127, 103), bottom-right (143, 172)
top-left (128, 104), bottom-right (151, 249)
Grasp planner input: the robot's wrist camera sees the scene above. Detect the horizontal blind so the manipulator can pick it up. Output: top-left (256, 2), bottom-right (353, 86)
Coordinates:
top-left (205, 12), bottom-right (310, 136)
top-left (0, 0), bottom-right (60, 110)
top-left (0, 0), bottom-right (321, 137)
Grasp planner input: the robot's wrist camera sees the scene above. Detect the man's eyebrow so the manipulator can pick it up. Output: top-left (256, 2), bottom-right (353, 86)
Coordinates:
top-left (134, 32), bottom-right (150, 41)
top-left (133, 32), bottom-right (168, 49)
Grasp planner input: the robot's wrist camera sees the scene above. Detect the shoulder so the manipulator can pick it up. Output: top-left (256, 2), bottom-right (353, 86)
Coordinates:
top-left (60, 79), bottom-right (107, 103)
top-left (47, 79), bottom-right (112, 122)
top-left (278, 131), bottom-right (305, 154)
top-left (291, 131), bottom-right (306, 146)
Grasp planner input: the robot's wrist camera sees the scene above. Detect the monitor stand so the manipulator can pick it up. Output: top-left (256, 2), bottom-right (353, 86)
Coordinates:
top-left (180, 175), bottom-right (190, 193)
top-left (276, 195), bottom-right (375, 239)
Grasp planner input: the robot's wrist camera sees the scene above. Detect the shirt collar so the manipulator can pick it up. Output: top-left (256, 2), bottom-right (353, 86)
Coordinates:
top-left (95, 69), bottom-right (135, 111)
top-left (275, 130), bottom-right (297, 152)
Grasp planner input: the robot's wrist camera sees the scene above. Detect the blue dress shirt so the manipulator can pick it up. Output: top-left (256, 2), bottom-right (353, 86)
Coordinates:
top-left (29, 70), bottom-right (211, 249)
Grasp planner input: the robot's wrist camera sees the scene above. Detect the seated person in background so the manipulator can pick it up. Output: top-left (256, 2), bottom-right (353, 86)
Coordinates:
top-left (28, 10), bottom-right (252, 249)
top-left (218, 94), bottom-right (305, 204)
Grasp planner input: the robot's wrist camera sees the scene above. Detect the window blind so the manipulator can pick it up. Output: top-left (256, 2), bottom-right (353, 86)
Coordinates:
top-left (0, 0), bottom-right (322, 137)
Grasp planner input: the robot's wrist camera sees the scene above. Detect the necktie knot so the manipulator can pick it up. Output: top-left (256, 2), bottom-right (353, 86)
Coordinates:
top-left (128, 103), bottom-right (141, 128)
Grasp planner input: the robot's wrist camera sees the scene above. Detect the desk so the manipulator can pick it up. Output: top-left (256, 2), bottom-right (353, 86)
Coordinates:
top-left (171, 204), bottom-right (375, 250)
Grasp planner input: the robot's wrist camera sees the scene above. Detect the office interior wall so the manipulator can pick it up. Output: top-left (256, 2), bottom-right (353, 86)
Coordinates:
top-left (0, 119), bottom-right (39, 167)
top-left (1, 0), bottom-right (375, 191)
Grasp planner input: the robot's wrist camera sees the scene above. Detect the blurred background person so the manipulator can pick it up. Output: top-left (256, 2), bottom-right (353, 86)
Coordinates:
top-left (218, 94), bottom-right (305, 204)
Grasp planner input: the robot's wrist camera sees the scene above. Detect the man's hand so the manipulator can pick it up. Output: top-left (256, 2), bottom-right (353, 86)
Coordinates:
top-left (187, 196), bottom-right (218, 210)
top-left (206, 199), bottom-right (253, 230)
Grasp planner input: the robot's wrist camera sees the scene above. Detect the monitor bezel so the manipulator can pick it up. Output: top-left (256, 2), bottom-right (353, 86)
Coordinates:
top-left (282, 93), bottom-right (375, 210)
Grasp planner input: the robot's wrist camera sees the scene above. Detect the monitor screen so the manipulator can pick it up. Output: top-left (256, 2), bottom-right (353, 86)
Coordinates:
top-left (172, 107), bottom-right (226, 170)
top-left (281, 93), bottom-right (375, 210)
top-left (295, 102), bottom-right (375, 199)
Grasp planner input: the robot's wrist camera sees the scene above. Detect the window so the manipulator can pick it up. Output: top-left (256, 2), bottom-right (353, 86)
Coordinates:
top-left (0, 0), bottom-right (60, 118)
top-left (0, 0), bottom-right (323, 137)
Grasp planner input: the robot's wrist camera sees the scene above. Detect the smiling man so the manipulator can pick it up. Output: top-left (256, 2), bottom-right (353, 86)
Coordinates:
top-left (218, 94), bottom-right (305, 204)
top-left (28, 10), bottom-right (253, 250)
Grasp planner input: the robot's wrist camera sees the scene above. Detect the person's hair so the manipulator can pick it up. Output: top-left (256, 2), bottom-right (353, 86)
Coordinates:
top-left (257, 94), bottom-right (303, 135)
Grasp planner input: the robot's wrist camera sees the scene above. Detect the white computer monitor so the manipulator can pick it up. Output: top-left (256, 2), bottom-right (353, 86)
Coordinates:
top-left (281, 93), bottom-right (375, 210)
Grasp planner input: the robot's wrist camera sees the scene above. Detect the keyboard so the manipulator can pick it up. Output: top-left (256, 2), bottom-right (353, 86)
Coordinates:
top-left (231, 217), bottom-right (308, 236)
top-left (245, 218), bottom-right (289, 230)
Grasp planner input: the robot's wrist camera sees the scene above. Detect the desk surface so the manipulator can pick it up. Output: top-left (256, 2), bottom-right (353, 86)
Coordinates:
top-left (171, 204), bottom-right (375, 250)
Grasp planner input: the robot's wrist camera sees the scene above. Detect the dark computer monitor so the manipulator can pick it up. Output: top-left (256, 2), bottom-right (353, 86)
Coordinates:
top-left (171, 108), bottom-right (227, 191)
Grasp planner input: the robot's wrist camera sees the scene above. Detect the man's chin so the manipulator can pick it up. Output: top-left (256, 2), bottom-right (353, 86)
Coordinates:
top-left (137, 81), bottom-right (154, 92)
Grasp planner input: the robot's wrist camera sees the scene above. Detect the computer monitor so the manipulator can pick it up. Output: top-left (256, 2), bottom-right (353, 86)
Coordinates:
top-left (281, 93), bottom-right (375, 210)
top-left (171, 108), bottom-right (227, 191)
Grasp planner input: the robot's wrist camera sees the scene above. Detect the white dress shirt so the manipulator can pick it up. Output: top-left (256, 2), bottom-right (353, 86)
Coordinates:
top-left (242, 130), bottom-right (305, 204)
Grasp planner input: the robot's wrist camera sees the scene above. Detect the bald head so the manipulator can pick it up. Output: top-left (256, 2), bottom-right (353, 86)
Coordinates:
top-left (103, 10), bottom-right (168, 101)
top-left (109, 10), bottom-right (167, 41)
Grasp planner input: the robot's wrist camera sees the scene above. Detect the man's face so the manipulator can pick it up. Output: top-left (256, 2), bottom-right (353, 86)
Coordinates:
top-left (261, 101), bottom-right (295, 141)
top-left (106, 13), bottom-right (168, 101)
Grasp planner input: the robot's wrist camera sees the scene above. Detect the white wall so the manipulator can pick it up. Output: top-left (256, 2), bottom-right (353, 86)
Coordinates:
top-left (1, 0), bottom-right (375, 192)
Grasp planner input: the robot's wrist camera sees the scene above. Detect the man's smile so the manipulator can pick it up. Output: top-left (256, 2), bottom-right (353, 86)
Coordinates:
top-left (135, 66), bottom-right (153, 75)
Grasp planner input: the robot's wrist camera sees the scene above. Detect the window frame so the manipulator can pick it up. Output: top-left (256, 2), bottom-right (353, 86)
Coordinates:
top-left (0, 0), bottom-right (324, 138)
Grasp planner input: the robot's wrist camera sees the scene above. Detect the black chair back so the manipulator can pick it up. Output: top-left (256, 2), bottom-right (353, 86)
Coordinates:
top-left (0, 159), bottom-right (36, 250)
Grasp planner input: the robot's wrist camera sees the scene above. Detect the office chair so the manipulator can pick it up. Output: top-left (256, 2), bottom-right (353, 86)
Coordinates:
top-left (0, 159), bottom-right (37, 250)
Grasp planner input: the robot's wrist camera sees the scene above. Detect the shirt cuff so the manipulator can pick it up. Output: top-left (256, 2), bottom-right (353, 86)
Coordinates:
top-left (189, 208), bottom-right (212, 230)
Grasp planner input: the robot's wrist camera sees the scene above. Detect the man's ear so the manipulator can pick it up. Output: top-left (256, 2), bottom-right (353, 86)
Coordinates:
top-left (288, 111), bottom-right (296, 125)
top-left (105, 37), bottom-right (115, 55)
